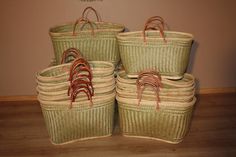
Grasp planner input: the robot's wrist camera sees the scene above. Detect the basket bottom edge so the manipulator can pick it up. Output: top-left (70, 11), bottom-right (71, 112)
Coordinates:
top-left (50, 134), bottom-right (112, 145)
top-left (122, 134), bottom-right (183, 144)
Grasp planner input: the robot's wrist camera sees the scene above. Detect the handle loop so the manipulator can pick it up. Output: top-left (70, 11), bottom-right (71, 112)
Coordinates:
top-left (68, 53), bottom-right (94, 108)
top-left (61, 48), bottom-right (83, 64)
top-left (143, 16), bottom-right (166, 43)
top-left (136, 70), bottom-right (162, 110)
top-left (73, 19), bottom-right (96, 36)
top-left (82, 6), bottom-right (101, 22)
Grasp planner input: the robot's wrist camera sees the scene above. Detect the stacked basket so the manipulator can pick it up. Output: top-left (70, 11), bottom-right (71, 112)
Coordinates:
top-left (116, 16), bottom-right (196, 143)
top-left (36, 48), bottom-right (116, 144)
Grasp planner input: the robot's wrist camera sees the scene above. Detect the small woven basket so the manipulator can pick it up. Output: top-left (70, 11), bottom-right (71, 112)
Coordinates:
top-left (117, 16), bottom-right (193, 79)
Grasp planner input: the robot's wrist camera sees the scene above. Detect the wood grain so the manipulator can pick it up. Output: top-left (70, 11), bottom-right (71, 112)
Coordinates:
top-left (0, 93), bottom-right (236, 157)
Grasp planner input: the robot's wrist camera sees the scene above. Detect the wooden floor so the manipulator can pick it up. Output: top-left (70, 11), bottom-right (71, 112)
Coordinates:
top-left (0, 93), bottom-right (236, 157)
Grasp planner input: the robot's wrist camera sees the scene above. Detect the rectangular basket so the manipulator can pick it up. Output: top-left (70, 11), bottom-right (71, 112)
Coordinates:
top-left (39, 96), bottom-right (115, 145)
top-left (117, 31), bottom-right (193, 79)
top-left (117, 96), bottom-right (196, 144)
top-left (50, 22), bottom-right (124, 66)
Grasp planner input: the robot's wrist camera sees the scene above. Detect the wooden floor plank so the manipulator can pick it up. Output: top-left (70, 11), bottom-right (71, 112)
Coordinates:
top-left (0, 93), bottom-right (236, 157)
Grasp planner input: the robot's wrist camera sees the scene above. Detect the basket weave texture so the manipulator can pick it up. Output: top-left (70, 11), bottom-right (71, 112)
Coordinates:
top-left (50, 21), bottom-right (124, 66)
top-left (117, 30), bottom-right (193, 79)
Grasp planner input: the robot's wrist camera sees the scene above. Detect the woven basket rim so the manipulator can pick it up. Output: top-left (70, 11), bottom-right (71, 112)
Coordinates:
top-left (117, 71), bottom-right (195, 88)
top-left (49, 21), bottom-right (125, 36)
top-left (39, 91), bottom-right (116, 106)
top-left (36, 61), bottom-right (114, 81)
top-left (116, 95), bottom-right (196, 108)
top-left (117, 30), bottom-right (194, 41)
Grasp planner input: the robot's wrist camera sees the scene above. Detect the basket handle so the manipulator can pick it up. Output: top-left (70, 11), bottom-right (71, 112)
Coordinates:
top-left (68, 56), bottom-right (94, 108)
top-left (136, 70), bottom-right (162, 110)
top-left (143, 16), bottom-right (166, 43)
top-left (145, 16), bottom-right (165, 29)
top-left (61, 48), bottom-right (83, 64)
top-left (82, 6), bottom-right (101, 22)
top-left (73, 19), bottom-right (96, 36)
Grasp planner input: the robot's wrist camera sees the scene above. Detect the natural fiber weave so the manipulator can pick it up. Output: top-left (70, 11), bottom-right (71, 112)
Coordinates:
top-left (39, 93), bottom-right (115, 145)
top-left (117, 31), bottom-right (193, 79)
top-left (117, 96), bottom-right (196, 144)
top-left (50, 22), bottom-right (124, 66)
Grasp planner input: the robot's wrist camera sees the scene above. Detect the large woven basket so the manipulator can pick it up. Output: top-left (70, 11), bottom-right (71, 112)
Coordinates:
top-left (50, 20), bottom-right (124, 66)
top-left (39, 92), bottom-right (115, 145)
top-left (117, 17), bottom-right (193, 79)
top-left (117, 96), bottom-right (196, 144)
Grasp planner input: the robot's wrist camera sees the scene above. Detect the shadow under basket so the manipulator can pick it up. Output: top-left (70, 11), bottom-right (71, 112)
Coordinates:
top-left (39, 96), bottom-right (115, 145)
top-left (117, 96), bottom-right (196, 144)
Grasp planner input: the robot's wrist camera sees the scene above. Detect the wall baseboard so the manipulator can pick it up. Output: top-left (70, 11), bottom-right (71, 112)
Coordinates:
top-left (198, 87), bottom-right (236, 94)
top-left (0, 95), bottom-right (37, 102)
top-left (0, 88), bottom-right (235, 102)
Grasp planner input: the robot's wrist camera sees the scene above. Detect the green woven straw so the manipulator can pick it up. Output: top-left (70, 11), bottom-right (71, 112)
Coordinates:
top-left (116, 95), bottom-right (196, 144)
top-left (117, 31), bottom-right (193, 79)
top-left (50, 21), bottom-right (125, 66)
top-left (39, 92), bottom-right (116, 145)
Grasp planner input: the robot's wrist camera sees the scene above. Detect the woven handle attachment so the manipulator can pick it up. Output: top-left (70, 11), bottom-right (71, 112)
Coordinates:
top-left (61, 48), bottom-right (83, 64)
top-left (73, 19), bottom-right (96, 36)
top-left (136, 70), bottom-right (162, 110)
top-left (143, 16), bottom-right (166, 43)
top-left (82, 6), bottom-right (101, 22)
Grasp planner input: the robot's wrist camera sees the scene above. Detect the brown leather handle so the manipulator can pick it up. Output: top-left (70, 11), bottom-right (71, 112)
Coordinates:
top-left (82, 6), bottom-right (101, 22)
top-left (67, 55), bottom-right (94, 108)
top-left (61, 48), bottom-right (83, 64)
top-left (136, 70), bottom-right (162, 109)
top-left (73, 19), bottom-right (96, 36)
top-left (143, 16), bottom-right (166, 43)
top-left (145, 16), bottom-right (165, 29)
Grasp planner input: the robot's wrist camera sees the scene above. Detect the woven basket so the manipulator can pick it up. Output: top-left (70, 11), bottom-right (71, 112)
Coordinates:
top-left (117, 95), bottom-right (196, 144)
top-left (49, 20), bottom-right (124, 66)
top-left (117, 17), bottom-right (193, 79)
top-left (39, 92), bottom-right (116, 145)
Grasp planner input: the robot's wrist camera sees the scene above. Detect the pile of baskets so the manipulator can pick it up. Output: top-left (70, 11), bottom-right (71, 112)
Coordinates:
top-left (36, 48), bottom-right (116, 144)
top-left (36, 7), bottom-right (196, 145)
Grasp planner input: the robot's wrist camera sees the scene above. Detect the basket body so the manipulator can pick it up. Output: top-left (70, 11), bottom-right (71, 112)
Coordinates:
top-left (50, 22), bottom-right (124, 66)
top-left (40, 97), bottom-right (115, 144)
top-left (117, 96), bottom-right (196, 144)
top-left (117, 31), bottom-right (193, 79)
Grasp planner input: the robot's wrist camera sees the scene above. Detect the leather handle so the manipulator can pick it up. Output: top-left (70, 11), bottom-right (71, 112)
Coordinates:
top-left (61, 48), bottom-right (83, 64)
top-left (82, 6), bottom-right (101, 22)
top-left (73, 19), bottom-right (96, 36)
top-left (136, 70), bottom-right (162, 110)
top-left (143, 16), bottom-right (166, 43)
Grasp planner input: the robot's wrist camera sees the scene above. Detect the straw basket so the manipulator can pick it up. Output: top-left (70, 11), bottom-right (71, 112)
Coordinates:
top-left (36, 59), bottom-right (116, 144)
top-left (117, 16), bottom-right (193, 79)
top-left (39, 93), bottom-right (115, 144)
top-left (49, 7), bottom-right (124, 66)
top-left (117, 96), bottom-right (196, 144)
